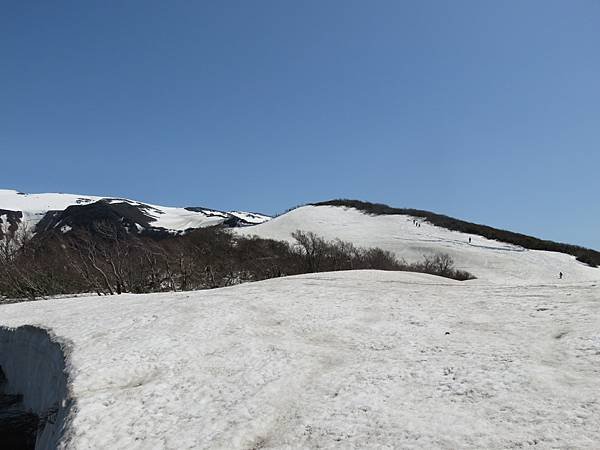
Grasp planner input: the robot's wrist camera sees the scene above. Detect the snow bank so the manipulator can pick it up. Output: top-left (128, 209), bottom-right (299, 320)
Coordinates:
top-left (0, 325), bottom-right (73, 450)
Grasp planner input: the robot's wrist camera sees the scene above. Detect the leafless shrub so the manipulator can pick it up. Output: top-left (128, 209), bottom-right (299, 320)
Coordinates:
top-left (412, 252), bottom-right (475, 281)
top-left (0, 228), bottom-right (474, 302)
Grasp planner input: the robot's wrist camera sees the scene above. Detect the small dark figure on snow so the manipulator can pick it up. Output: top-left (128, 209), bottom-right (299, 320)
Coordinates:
top-left (469, 237), bottom-right (472, 244)
top-left (559, 272), bottom-right (563, 279)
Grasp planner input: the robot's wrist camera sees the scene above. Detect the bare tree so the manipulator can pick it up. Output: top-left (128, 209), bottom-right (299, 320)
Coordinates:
top-left (291, 230), bottom-right (329, 272)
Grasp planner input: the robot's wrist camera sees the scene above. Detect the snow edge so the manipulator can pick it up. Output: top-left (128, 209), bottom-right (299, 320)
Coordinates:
top-left (0, 325), bottom-right (75, 450)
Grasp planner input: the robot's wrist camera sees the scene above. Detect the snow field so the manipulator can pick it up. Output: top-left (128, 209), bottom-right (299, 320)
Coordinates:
top-left (1, 271), bottom-right (599, 448)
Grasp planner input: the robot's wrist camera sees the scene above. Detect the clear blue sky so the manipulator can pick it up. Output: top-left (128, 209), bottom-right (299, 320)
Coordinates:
top-left (2, 1), bottom-right (599, 249)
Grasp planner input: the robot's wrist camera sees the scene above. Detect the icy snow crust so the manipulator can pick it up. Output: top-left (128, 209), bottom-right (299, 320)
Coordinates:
top-left (1, 205), bottom-right (600, 448)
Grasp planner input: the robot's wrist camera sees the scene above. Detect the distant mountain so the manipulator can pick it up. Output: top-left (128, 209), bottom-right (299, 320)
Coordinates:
top-left (0, 189), bottom-right (270, 239)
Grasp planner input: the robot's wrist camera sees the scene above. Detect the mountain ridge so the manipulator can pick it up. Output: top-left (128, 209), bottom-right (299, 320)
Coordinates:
top-left (311, 199), bottom-right (600, 267)
top-left (0, 189), bottom-right (271, 239)
top-left (2, 190), bottom-right (598, 269)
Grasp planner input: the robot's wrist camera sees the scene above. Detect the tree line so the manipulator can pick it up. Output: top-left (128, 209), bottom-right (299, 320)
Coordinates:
top-left (0, 224), bottom-right (474, 301)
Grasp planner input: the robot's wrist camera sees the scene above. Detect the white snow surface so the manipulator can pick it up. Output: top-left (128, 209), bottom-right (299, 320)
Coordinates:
top-left (1, 203), bottom-right (600, 448)
top-left (1, 271), bottom-right (600, 448)
top-left (0, 189), bottom-right (270, 233)
top-left (236, 205), bottom-right (600, 283)
top-left (0, 189), bottom-right (103, 231)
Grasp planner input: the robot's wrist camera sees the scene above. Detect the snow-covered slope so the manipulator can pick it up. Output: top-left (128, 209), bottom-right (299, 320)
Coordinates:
top-left (236, 205), bottom-right (600, 283)
top-left (2, 201), bottom-right (599, 448)
top-left (229, 211), bottom-right (272, 225)
top-left (1, 271), bottom-right (600, 448)
top-left (0, 189), bottom-right (104, 214)
top-left (0, 189), bottom-right (270, 235)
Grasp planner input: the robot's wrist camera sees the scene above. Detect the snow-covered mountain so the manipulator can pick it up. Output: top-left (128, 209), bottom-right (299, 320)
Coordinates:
top-left (0, 189), bottom-right (270, 238)
top-left (236, 204), bottom-right (600, 283)
top-left (2, 190), bottom-right (597, 284)
top-left (1, 198), bottom-right (600, 448)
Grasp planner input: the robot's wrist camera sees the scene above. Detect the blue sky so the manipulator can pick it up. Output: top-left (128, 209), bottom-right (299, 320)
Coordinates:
top-left (1, 1), bottom-right (599, 249)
